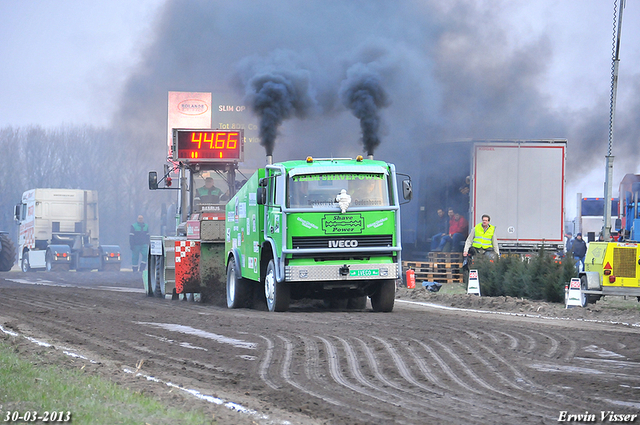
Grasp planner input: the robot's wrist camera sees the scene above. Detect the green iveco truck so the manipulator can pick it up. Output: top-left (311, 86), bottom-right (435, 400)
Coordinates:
top-left (225, 155), bottom-right (412, 312)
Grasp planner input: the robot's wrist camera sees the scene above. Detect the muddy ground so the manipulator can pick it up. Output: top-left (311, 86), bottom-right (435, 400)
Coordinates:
top-left (397, 285), bottom-right (640, 326)
top-left (1, 271), bottom-right (639, 425)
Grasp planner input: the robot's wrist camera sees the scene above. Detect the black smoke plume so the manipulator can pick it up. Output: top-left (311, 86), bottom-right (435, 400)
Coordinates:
top-left (236, 51), bottom-right (317, 157)
top-left (339, 63), bottom-right (391, 156)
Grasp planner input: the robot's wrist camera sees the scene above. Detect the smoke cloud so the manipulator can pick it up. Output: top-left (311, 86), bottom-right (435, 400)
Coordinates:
top-left (106, 0), bottom-right (640, 243)
top-left (236, 50), bottom-right (318, 157)
top-left (339, 63), bottom-right (391, 156)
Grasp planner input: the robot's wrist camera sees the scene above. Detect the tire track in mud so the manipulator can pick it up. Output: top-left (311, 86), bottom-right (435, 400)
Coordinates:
top-left (2, 293), bottom-right (257, 391)
top-left (3, 277), bottom-right (640, 425)
top-left (255, 333), bottom-right (487, 424)
top-left (254, 332), bottom-right (570, 424)
top-left (13, 296), bottom-right (581, 424)
top-left (251, 321), bottom-right (636, 424)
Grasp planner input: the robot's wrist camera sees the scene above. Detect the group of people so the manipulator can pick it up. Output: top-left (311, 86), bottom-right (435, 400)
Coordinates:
top-left (430, 208), bottom-right (588, 269)
top-left (431, 209), bottom-right (500, 259)
top-left (430, 207), bottom-right (469, 252)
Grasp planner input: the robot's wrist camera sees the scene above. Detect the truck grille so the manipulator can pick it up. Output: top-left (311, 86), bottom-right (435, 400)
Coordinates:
top-left (291, 234), bottom-right (393, 250)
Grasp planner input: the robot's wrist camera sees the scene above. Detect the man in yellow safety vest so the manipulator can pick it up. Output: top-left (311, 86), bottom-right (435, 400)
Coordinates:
top-left (463, 214), bottom-right (500, 260)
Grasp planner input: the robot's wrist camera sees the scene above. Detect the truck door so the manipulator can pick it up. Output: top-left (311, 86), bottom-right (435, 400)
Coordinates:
top-left (265, 168), bottom-right (285, 260)
top-left (17, 201), bottom-right (29, 249)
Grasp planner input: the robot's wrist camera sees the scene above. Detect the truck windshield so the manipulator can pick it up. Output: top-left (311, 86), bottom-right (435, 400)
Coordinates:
top-left (288, 173), bottom-right (389, 208)
top-left (193, 170), bottom-right (229, 204)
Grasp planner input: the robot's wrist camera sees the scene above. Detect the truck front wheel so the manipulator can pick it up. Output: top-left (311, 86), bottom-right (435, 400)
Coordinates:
top-left (21, 254), bottom-right (32, 272)
top-left (265, 259), bottom-right (289, 312)
top-left (371, 280), bottom-right (395, 312)
top-left (226, 259), bottom-right (249, 308)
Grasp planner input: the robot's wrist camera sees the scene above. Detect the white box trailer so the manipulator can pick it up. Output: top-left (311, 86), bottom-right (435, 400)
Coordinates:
top-left (15, 188), bottom-right (121, 272)
top-left (471, 140), bottom-right (566, 253)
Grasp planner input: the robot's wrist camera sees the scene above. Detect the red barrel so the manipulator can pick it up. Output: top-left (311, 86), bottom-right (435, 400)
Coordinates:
top-left (406, 269), bottom-right (416, 289)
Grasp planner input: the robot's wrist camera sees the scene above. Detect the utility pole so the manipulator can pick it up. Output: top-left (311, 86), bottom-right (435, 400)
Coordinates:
top-left (603, 0), bottom-right (625, 241)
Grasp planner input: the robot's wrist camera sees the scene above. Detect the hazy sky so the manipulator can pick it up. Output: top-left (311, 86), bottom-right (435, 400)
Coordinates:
top-left (1, 0), bottom-right (639, 217)
top-left (0, 0), bottom-right (162, 128)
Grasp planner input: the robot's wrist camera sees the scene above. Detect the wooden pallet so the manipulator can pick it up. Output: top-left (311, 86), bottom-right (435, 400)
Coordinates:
top-left (414, 271), bottom-right (463, 284)
top-left (403, 260), bottom-right (463, 273)
top-left (403, 259), bottom-right (465, 283)
top-left (428, 252), bottom-right (463, 262)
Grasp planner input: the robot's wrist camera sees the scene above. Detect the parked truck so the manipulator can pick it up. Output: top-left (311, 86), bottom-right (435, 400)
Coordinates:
top-left (567, 195), bottom-right (619, 242)
top-left (419, 139), bottom-right (566, 255)
top-left (14, 189), bottom-right (121, 272)
top-left (225, 155), bottom-right (412, 313)
top-left (0, 231), bottom-right (16, 271)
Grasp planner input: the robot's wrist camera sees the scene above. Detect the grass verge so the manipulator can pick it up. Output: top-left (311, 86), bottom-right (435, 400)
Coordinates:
top-left (0, 339), bottom-right (214, 425)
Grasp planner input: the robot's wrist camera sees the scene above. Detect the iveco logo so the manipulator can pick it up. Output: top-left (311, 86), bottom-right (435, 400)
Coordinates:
top-left (328, 240), bottom-right (359, 248)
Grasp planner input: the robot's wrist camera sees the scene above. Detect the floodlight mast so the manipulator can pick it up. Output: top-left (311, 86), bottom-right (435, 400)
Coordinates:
top-left (603, 0), bottom-right (624, 241)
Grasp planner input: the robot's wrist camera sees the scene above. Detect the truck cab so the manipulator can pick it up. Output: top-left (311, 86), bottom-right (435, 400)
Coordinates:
top-left (225, 156), bottom-right (412, 312)
top-left (14, 189), bottom-right (120, 272)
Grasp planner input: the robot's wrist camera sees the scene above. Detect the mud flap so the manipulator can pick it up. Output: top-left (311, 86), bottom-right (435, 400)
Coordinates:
top-left (200, 243), bottom-right (226, 305)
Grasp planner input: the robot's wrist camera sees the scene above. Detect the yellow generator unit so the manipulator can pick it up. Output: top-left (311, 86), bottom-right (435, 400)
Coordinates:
top-left (579, 241), bottom-right (640, 307)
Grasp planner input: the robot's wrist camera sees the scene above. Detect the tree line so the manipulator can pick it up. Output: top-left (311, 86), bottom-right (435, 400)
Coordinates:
top-left (0, 125), bottom-right (173, 268)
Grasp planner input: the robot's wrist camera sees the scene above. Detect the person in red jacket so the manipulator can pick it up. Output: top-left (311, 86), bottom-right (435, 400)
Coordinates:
top-left (435, 210), bottom-right (468, 252)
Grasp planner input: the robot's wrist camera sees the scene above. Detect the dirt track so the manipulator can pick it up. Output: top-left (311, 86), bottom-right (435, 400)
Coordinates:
top-left (1, 270), bottom-right (640, 424)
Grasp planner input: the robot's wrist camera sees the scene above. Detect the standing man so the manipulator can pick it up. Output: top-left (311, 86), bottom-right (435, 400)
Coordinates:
top-left (463, 214), bottom-right (499, 259)
top-left (571, 233), bottom-right (587, 273)
top-left (129, 215), bottom-right (149, 272)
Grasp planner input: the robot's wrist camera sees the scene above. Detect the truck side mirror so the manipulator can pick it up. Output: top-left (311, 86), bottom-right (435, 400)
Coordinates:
top-left (149, 171), bottom-right (158, 190)
top-left (402, 179), bottom-right (413, 201)
top-left (14, 204), bottom-right (21, 222)
top-left (257, 187), bottom-right (266, 205)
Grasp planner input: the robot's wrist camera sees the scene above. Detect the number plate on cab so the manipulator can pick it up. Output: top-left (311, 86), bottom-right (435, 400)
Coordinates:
top-left (349, 269), bottom-right (379, 277)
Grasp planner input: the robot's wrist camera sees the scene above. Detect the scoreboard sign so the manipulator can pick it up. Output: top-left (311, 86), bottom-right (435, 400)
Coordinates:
top-left (172, 129), bottom-right (244, 163)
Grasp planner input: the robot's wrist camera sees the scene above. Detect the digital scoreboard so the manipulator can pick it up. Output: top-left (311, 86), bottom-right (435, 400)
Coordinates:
top-left (172, 129), bottom-right (244, 162)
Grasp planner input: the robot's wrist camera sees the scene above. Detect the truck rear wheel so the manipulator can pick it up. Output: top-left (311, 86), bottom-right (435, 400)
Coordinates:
top-left (0, 234), bottom-right (16, 272)
top-left (45, 250), bottom-right (70, 272)
top-left (153, 255), bottom-right (166, 298)
top-left (265, 259), bottom-right (289, 312)
top-left (101, 260), bottom-right (121, 272)
top-left (45, 251), bottom-right (54, 272)
top-left (371, 280), bottom-right (395, 312)
top-left (226, 259), bottom-right (249, 308)
top-left (146, 255), bottom-right (159, 297)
